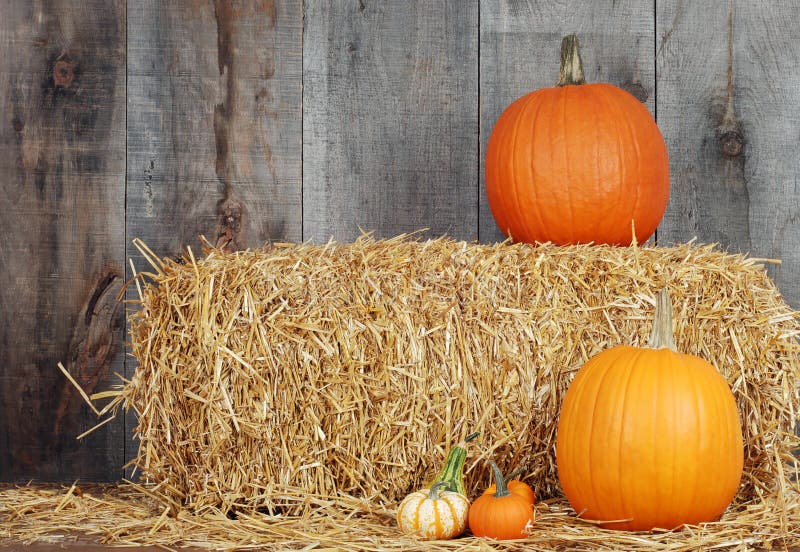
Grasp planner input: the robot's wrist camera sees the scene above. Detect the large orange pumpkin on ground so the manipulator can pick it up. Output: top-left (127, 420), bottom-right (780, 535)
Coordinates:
top-left (555, 290), bottom-right (744, 531)
top-left (485, 35), bottom-right (669, 245)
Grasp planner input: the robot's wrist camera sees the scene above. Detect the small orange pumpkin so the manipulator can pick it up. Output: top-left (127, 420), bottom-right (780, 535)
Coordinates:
top-left (555, 289), bottom-right (744, 531)
top-left (468, 461), bottom-right (535, 540)
top-left (485, 34), bottom-right (669, 246)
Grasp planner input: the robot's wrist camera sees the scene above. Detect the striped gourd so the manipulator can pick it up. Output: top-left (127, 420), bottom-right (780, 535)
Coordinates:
top-left (397, 482), bottom-right (470, 540)
top-left (430, 432), bottom-right (479, 495)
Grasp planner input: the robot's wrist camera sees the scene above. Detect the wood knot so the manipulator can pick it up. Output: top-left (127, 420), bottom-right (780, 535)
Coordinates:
top-left (216, 200), bottom-right (244, 251)
top-left (53, 59), bottom-right (74, 88)
top-left (719, 129), bottom-right (744, 157)
top-left (53, 269), bottom-right (123, 437)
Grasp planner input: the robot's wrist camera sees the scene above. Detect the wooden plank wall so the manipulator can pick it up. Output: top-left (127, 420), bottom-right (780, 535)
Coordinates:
top-left (0, 0), bottom-right (126, 480)
top-left (1, 0), bottom-right (798, 481)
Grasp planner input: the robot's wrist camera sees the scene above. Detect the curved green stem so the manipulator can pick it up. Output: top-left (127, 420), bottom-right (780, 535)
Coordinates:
top-left (489, 461), bottom-right (510, 498)
top-left (464, 431), bottom-right (480, 444)
top-left (428, 481), bottom-right (450, 500)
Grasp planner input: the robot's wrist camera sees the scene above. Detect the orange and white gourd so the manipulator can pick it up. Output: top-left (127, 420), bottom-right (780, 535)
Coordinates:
top-left (397, 482), bottom-right (470, 540)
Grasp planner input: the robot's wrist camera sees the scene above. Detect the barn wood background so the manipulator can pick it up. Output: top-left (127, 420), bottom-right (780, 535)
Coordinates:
top-left (1, 0), bottom-right (799, 481)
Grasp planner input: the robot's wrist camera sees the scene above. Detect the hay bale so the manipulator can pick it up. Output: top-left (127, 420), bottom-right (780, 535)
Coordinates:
top-left (121, 234), bottom-right (799, 518)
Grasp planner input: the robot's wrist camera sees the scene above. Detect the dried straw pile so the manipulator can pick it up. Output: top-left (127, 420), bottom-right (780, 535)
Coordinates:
top-left (115, 234), bottom-right (800, 522)
top-left (7, 233), bottom-right (779, 549)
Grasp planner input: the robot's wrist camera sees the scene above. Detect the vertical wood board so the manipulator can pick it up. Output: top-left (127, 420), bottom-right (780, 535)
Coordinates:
top-left (657, 0), bottom-right (800, 307)
top-left (126, 0), bottom-right (302, 258)
top-left (0, 0), bottom-right (126, 480)
top-left (303, 1), bottom-right (480, 242)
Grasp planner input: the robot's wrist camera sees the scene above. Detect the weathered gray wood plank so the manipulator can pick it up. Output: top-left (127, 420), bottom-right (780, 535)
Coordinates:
top-left (126, 0), bottom-right (302, 256)
top-left (657, 1), bottom-right (800, 308)
top-left (125, 0), bottom-right (303, 471)
top-left (0, 0), bottom-right (126, 480)
top-left (479, 0), bottom-right (656, 243)
top-left (303, 1), bottom-right (479, 242)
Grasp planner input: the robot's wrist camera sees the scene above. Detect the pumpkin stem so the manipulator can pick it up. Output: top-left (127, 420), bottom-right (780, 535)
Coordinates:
top-left (557, 34), bottom-right (586, 86)
top-left (428, 481), bottom-right (450, 500)
top-left (488, 460), bottom-right (511, 498)
top-left (647, 289), bottom-right (677, 351)
top-left (504, 466), bottom-right (525, 482)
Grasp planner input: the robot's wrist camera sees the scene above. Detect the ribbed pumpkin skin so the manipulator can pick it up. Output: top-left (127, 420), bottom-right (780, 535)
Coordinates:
top-left (485, 83), bottom-right (669, 246)
top-left (555, 346), bottom-right (744, 531)
top-left (397, 488), bottom-right (470, 540)
top-left (468, 492), bottom-right (535, 540)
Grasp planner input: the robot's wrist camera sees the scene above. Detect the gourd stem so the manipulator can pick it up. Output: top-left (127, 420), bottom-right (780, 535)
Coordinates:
top-left (647, 289), bottom-right (677, 351)
top-left (489, 461), bottom-right (511, 498)
top-left (428, 481), bottom-right (450, 500)
top-left (464, 431), bottom-right (480, 444)
top-left (557, 34), bottom-right (586, 86)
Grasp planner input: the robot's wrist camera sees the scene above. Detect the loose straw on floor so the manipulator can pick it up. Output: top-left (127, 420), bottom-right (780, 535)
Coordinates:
top-left (1, 482), bottom-right (798, 551)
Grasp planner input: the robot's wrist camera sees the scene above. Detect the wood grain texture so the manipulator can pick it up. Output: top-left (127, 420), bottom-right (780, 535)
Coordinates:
top-left (479, 0), bottom-right (656, 243)
top-left (2, 1), bottom-right (800, 482)
top-left (126, 0), bottom-right (302, 257)
top-left (125, 0), bottom-right (302, 471)
top-left (0, 0), bottom-right (126, 480)
top-left (657, 1), bottom-right (800, 308)
top-left (303, 1), bottom-right (479, 242)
